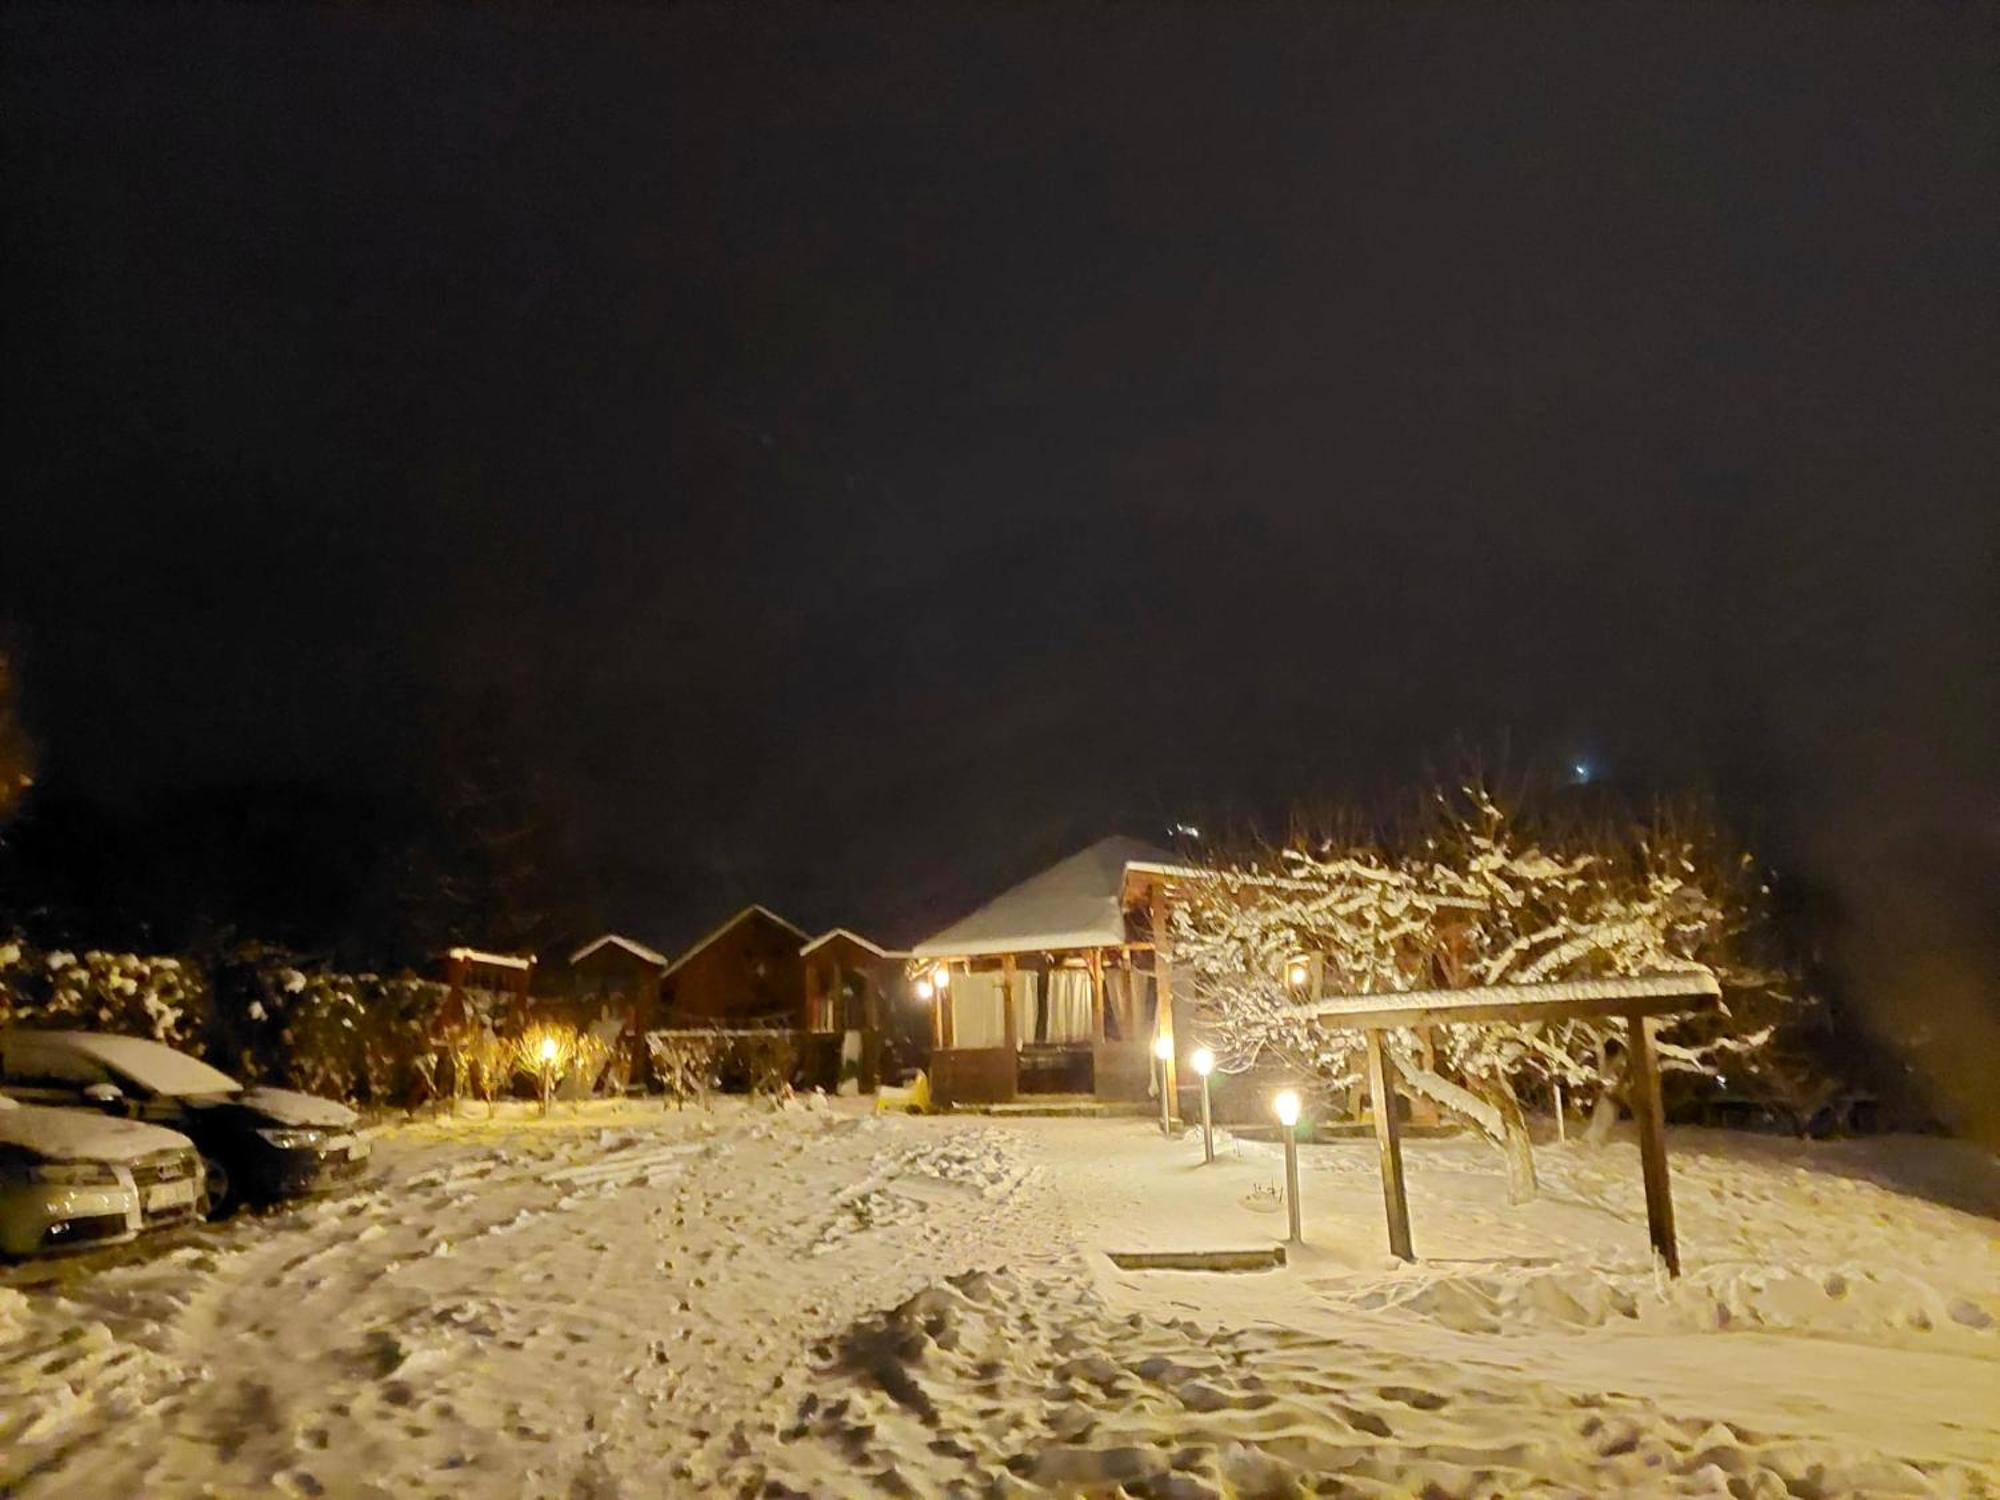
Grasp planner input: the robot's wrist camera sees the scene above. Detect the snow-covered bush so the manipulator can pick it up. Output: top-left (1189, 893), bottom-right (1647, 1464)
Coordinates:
top-left (0, 944), bottom-right (210, 1047)
top-left (736, 1031), bottom-right (799, 1101)
top-left (646, 1031), bottom-right (723, 1109)
top-left (215, 959), bottom-right (456, 1106)
top-left (507, 1021), bottom-right (612, 1112)
top-left (1173, 783), bottom-right (1798, 1199)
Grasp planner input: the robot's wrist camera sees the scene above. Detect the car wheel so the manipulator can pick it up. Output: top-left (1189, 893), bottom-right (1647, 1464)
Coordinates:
top-left (201, 1156), bottom-right (234, 1219)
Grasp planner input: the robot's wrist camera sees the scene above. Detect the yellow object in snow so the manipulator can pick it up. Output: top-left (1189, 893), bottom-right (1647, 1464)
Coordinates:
top-left (875, 1070), bottom-right (932, 1114)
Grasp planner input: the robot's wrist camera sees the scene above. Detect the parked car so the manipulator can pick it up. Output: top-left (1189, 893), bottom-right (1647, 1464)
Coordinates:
top-left (0, 1091), bottom-right (205, 1257)
top-left (0, 1031), bottom-right (370, 1214)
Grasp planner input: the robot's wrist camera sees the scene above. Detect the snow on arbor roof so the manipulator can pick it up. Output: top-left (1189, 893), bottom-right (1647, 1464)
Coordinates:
top-left (799, 928), bottom-right (903, 959)
top-left (661, 904), bottom-right (809, 978)
top-left (910, 836), bottom-right (1199, 959)
top-left (568, 932), bottom-right (671, 968)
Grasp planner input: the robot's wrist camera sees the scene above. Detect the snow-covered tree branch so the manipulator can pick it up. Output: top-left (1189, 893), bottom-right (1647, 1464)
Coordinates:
top-left (1171, 781), bottom-right (1806, 1200)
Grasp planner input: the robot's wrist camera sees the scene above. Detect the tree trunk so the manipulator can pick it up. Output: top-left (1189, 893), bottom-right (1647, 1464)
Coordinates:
top-left (1384, 1044), bottom-right (1537, 1202)
top-left (1583, 1040), bottom-right (1628, 1146)
top-left (1489, 1076), bottom-right (1538, 1203)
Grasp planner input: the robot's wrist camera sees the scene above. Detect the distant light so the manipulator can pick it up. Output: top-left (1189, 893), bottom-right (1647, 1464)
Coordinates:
top-left (1171, 822), bottom-right (1202, 840)
top-left (1571, 761), bottom-right (1594, 785)
top-left (538, 1036), bottom-right (559, 1064)
top-left (1152, 1033), bottom-right (1174, 1062)
top-left (1287, 960), bottom-right (1310, 988)
top-left (931, 964), bottom-right (951, 990)
top-left (1190, 1046), bottom-right (1214, 1078)
top-left (1273, 1089), bottom-right (1301, 1127)
top-left (915, 977), bottom-right (935, 1001)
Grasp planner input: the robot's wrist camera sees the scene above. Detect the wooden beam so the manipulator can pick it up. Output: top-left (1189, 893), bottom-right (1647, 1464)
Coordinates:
top-left (1313, 987), bottom-right (1719, 1033)
top-left (1364, 1029), bottom-right (1414, 1261)
top-left (1625, 1011), bottom-right (1680, 1276)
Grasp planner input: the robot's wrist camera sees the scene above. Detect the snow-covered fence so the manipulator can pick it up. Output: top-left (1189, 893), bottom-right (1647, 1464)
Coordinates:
top-left (0, 941), bottom-right (209, 1048)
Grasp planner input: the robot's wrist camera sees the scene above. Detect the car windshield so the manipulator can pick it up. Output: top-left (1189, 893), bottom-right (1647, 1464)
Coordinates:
top-left (43, 1033), bottom-right (241, 1098)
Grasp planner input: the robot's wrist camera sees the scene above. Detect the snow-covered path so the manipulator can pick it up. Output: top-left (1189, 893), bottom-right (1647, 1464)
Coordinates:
top-left (3, 1101), bottom-right (1995, 1497)
top-left (2, 1100), bottom-right (1066, 1497)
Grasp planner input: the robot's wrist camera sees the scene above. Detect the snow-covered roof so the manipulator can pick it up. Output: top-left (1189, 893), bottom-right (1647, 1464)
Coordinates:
top-left (0, 1030), bottom-right (242, 1098)
top-left (447, 947), bottom-right (535, 971)
top-left (662, 904), bottom-right (809, 978)
top-left (799, 928), bottom-right (903, 959)
top-left (569, 932), bottom-right (671, 968)
top-left (910, 836), bottom-right (1199, 959)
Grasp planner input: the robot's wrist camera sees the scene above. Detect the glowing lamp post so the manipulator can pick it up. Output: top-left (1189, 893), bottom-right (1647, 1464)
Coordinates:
top-left (1274, 1088), bottom-right (1303, 1243)
top-left (1190, 1047), bottom-right (1216, 1163)
top-left (1152, 1032), bottom-right (1174, 1138)
top-left (537, 1034), bottom-right (560, 1116)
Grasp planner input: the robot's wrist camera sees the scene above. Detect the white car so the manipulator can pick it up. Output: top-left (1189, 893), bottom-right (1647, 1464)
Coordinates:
top-left (0, 1092), bottom-right (206, 1257)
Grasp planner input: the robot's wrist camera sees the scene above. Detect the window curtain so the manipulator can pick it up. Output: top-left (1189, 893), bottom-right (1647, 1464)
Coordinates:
top-left (1044, 969), bottom-right (1095, 1043)
top-left (1013, 972), bottom-right (1039, 1048)
top-left (949, 972), bottom-right (1007, 1049)
top-left (948, 970), bottom-right (1042, 1049)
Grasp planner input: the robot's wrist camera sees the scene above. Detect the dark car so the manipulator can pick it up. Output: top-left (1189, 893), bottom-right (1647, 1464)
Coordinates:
top-left (0, 1030), bottom-right (370, 1214)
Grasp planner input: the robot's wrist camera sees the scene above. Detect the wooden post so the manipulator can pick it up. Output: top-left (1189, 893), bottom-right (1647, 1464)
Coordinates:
top-left (1625, 1011), bottom-right (1680, 1276)
top-left (1001, 954), bottom-right (1020, 1099)
top-left (860, 969), bottom-right (881, 1094)
top-left (1364, 1028), bottom-right (1414, 1261)
top-left (935, 965), bottom-right (951, 1050)
top-left (1096, 952), bottom-right (1112, 1048)
top-left (1150, 884), bottom-right (1178, 1126)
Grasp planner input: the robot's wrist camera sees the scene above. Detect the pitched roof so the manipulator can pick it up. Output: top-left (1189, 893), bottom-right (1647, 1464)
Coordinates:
top-left (799, 928), bottom-right (904, 959)
top-left (910, 836), bottom-right (1198, 959)
top-left (568, 932), bottom-right (670, 968)
top-left (662, 904), bottom-right (808, 977)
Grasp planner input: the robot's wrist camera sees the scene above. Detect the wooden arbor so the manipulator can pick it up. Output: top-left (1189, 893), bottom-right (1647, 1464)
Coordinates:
top-left (1310, 973), bottom-right (1722, 1277)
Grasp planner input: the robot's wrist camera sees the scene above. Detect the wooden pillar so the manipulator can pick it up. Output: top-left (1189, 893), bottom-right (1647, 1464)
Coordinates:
top-left (1096, 952), bottom-right (1112, 1048)
top-left (1625, 1011), bottom-right (1680, 1276)
top-left (1149, 885), bottom-right (1178, 1125)
top-left (860, 968), bottom-right (881, 1094)
top-left (1000, 954), bottom-right (1020, 1099)
top-left (935, 964), bottom-right (951, 1050)
top-left (1365, 1028), bottom-right (1414, 1261)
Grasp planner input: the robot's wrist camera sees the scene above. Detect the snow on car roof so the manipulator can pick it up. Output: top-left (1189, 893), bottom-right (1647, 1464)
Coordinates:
top-left (0, 1029), bottom-right (242, 1096)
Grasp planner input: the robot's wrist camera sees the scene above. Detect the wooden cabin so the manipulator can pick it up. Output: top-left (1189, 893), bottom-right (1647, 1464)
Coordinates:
top-left (799, 928), bottom-right (907, 1092)
top-left (567, 933), bottom-right (668, 1021)
top-left (910, 837), bottom-right (1200, 1109)
top-left (658, 904), bottom-right (808, 1025)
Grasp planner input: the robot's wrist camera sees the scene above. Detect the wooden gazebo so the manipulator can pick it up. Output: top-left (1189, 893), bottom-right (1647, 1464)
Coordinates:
top-left (1310, 972), bottom-right (1722, 1276)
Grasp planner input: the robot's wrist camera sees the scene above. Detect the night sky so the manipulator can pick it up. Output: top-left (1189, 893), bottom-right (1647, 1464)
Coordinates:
top-left (2, 7), bottom-right (1993, 1077)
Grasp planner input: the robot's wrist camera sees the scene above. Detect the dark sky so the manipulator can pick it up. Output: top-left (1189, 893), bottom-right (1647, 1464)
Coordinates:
top-left (2, 4), bottom-right (1994, 1032)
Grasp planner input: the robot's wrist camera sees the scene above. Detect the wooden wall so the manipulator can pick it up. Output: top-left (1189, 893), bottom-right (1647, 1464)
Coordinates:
top-left (661, 910), bottom-right (806, 1025)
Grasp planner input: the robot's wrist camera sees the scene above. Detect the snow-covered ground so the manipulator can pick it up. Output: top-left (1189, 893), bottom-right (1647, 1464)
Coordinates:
top-left (2, 1099), bottom-right (1994, 1497)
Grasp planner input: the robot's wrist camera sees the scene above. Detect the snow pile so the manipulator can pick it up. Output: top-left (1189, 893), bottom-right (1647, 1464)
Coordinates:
top-left (775, 1263), bottom-right (1984, 1498)
top-left (811, 1128), bottom-right (1031, 1254)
